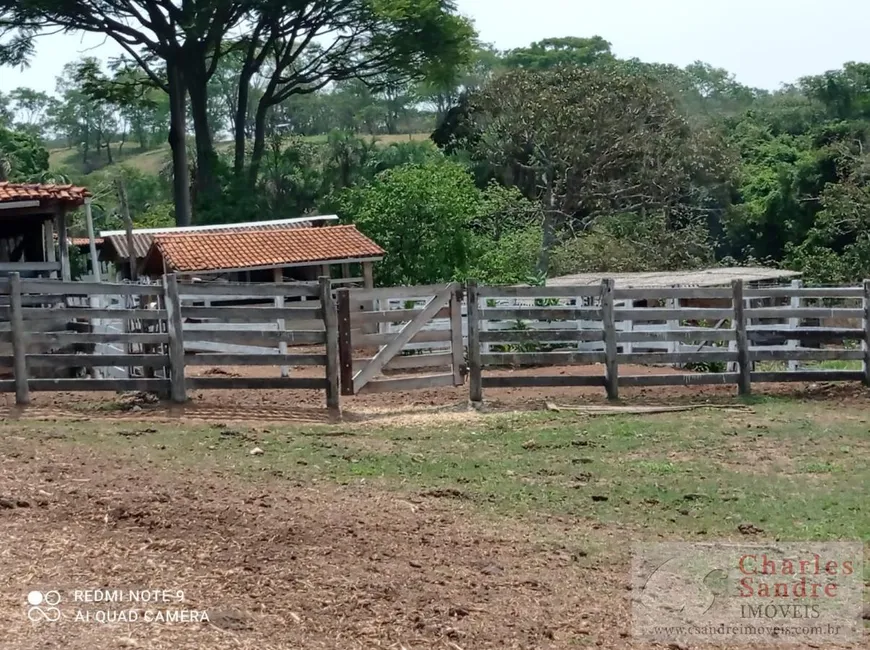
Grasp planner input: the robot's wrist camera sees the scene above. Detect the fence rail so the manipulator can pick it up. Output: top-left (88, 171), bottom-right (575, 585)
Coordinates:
top-left (1, 274), bottom-right (869, 408)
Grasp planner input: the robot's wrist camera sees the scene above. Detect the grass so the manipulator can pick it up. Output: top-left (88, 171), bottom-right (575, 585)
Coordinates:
top-left (48, 132), bottom-right (431, 178)
top-left (10, 398), bottom-right (869, 544)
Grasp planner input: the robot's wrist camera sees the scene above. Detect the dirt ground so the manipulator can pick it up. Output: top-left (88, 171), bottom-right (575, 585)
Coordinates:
top-left (4, 420), bottom-right (862, 650)
top-left (2, 363), bottom-right (868, 423)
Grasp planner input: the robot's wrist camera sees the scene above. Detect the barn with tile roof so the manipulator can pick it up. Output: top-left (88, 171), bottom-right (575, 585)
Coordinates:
top-left (0, 182), bottom-right (92, 279)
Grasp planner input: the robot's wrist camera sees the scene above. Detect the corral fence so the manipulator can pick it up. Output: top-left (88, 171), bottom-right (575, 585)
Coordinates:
top-left (1, 273), bottom-right (869, 407)
top-left (0, 273), bottom-right (339, 408)
top-left (466, 279), bottom-right (870, 401)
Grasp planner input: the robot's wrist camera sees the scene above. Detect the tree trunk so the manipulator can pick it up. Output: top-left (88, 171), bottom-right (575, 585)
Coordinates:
top-left (233, 69), bottom-right (254, 175)
top-left (186, 65), bottom-right (219, 210)
top-left (167, 64), bottom-right (193, 227)
top-left (247, 99), bottom-right (271, 190)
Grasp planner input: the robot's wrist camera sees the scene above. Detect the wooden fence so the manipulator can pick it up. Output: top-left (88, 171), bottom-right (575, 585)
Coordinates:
top-left (2, 274), bottom-right (869, 407)
top-left (466, 279), bottom-right (870, 401)
top-left (0, 273), bottom-right (339, 408)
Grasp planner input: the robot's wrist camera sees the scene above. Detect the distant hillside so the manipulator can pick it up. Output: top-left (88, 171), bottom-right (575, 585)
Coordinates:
top-left (49, 132), bottom-right (431, 178)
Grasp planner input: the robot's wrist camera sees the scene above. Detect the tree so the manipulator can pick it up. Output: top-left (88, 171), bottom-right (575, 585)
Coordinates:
top-left (0, 125), bottom-right (49, 180)
top-left (336, 159), bottom-right (480, 285)
top-left (502, 36), bottom-right (614, 70)
top-left (9, 86), bottom-right (54, 137)
top-left (469, 65), bottom-right (735, 272)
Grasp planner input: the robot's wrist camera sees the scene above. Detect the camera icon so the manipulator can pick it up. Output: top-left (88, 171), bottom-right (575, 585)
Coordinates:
top-left (27, 590), bottom-right (62, 622)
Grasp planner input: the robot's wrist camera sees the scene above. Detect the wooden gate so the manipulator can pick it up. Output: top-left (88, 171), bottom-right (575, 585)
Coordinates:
top-left (335, 282), bottom-right (465, 394)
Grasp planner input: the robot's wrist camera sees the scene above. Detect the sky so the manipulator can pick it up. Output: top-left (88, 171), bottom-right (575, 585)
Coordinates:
top-left (0, 0), bottom-right (868, 94)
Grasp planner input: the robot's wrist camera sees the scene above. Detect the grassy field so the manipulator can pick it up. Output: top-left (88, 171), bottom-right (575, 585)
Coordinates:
top-left (48, 132), bottom-right (431, 178)
top-left (1, 397), bottom-right (867, 648)
top-left (13, 398), bottom-right (868, 543)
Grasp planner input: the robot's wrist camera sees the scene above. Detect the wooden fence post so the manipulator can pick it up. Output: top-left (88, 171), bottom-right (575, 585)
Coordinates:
top-left (336, 288), bottom-right (354, 396)
top-left (449, 282), bottom-right (465, 386)
top-left (863, 279), bottom-right (870, 387)
top-left (162, 273), bottom-right (187, 403)
top-left (601, 278), bottom-right (618, 400)
top-left (9, 273), bottom-right (30, 405)
top-left (467, 279), bottom-right (482, 403)
top-left (320, 277), bottom-right (340, 410)
top-left (732, 279), bottom-right (751, 396)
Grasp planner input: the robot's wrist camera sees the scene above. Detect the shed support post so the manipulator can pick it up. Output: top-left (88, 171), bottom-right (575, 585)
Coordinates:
top-left (57, 209), bottom-right (71, 281)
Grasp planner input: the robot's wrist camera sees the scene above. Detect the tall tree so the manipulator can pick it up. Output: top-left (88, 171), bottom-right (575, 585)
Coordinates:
top-left (470, 65), bottom-right (734, 272)
top-left (502, 36), bottom-right (614, 70)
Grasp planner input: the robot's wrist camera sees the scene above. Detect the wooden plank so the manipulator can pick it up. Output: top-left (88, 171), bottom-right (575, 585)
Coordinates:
top-left (20, 280), bottom-right (163, 296)
top-left (745, 287), bottom-right (862, 298)
top-left (0, 262), bottom-right (62, 272)
top-left (449, 285), bottom-right (465, 386)
top-left (614, 308), bottom-right (734, 321)
top-left (163, 273), bottom-right (186, 403)
top-left (320, 276), bottom-right (340, 410)
top-left (9, 274), bottom-right (29, 405)
top-left (20, 307), bottom-right (166, 321)
top-left (187, 377), bottom-right (328, 390)
top-left (617, 329), bottom-right (736, 343)
top-left (619, 373), bottom-right (739, 387)
top-left (375, 352), bottom-right (454, 370)
top-left (181, 306), bottom-right (323, 321)
top-left (619, 352), bottom-right (738, 364)
top-left (601, 279), bottom-right (618, 400)
top-left (351, 307), bottom-right (452, 324)
top-left (27, 332), bottom-right (169, 344)
top-left (864, 280), bottom-right (870, 387)
top-left (352, 329), bottom-right (453, 346)
top-left (184, 353), bottom-right (326, 366)
top-left (733, 280), bottom-right (750, 395)
top-left (26, 354), bottom-right (168, 368)
top-left (751, 371), bottom-right (864, 383)
top-left (467, 280), bottom-right (482, 402)
top-left (478, 285), bottom-right (603, 299)
top-left (614, 287), bottom-right (733, 300)
top-left (747, 328), bottom-right (864, 343)
top-left (482, 308), bottom-right (602, 321)
top-left (745, 307), bottom-right (864, 319)
top-left (350, 283), bottom-right (452, 302)
top-left (178, 282), bottom-right (320, 298)
top-left (183, 330), bottom-right (325, 345)
top-left (28, 378), bottom-right (170, 392)
top-left (482, 352), bottom-right (606, 366)
top-left (480, 329), bottom-right (605, 343)
top-left (336, 288), bottom-right (354, 396)
top-left (482, 375), bottom-right (605, 388)
top-left (751, 349), bottom-right (864, 362)
top-left (357, 373), bottom-right (456, 394)
top-left (353, 283), bottom-right (455, 393)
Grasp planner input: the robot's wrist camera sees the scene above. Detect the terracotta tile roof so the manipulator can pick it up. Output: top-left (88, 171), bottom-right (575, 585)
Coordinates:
top-left (70, 237), bottom-right (104, 247)
top-left (0, 182), bottom-right (91, 206)
top-left (148, 225), bottom-right (384, 273)
top-left (103, 218), bottom-right (333, 261)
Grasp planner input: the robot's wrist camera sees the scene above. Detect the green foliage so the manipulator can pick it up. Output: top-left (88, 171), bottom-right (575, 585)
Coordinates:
top-left (336, 159), bottom-right (480, 285)
top-left (0, 126), bottom-right (49, 180)
top-left (550, 213), bottom-right (714, 275)
top-left (502, 36), bottom-right (614, 70)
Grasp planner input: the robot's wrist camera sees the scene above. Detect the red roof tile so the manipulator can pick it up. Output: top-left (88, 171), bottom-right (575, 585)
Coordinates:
top-left (0, 182), bottom-right (91, 206)
top-left (70, 237), bottom-right (104, 247)
top-left (149, 225), bottom-right (384, 273)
